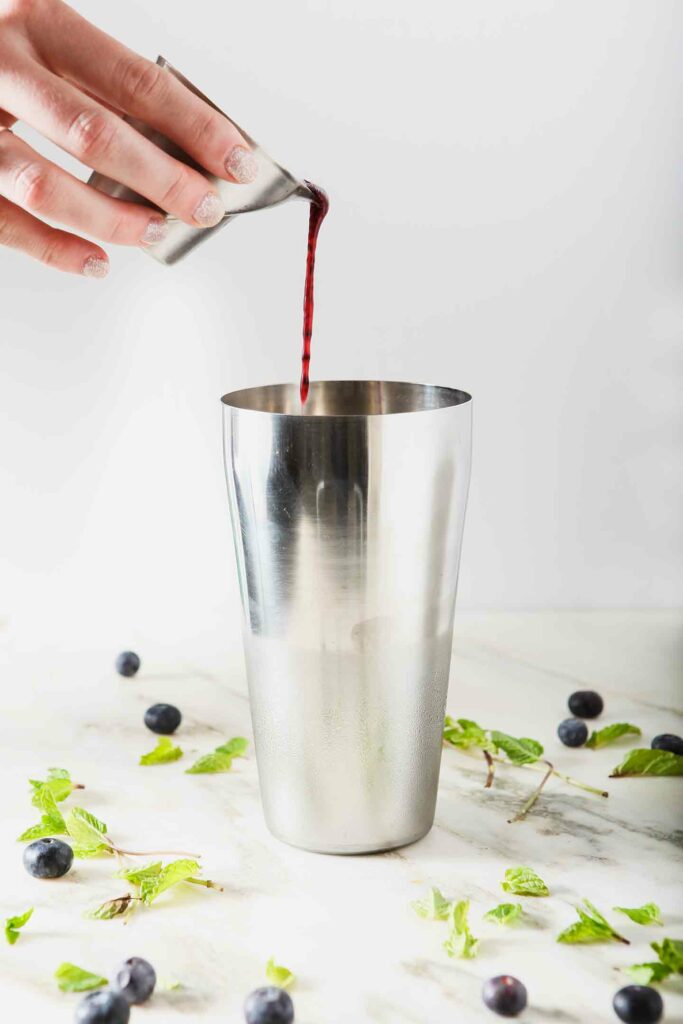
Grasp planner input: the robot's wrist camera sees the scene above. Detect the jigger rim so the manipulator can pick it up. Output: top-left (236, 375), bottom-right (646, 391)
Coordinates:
top-left (221, 380), bottom-right (472, 418)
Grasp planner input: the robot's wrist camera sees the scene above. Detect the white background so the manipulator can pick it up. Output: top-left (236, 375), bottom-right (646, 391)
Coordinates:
top-left (1, 0), bottom-right (682, 655)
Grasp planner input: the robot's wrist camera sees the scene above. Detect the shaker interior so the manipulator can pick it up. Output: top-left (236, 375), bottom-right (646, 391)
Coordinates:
top-left (221, 380), bottom-right (472, 416)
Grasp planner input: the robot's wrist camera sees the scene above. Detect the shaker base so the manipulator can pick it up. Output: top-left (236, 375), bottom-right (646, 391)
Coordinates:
top-left (265, 821), bottom-right (434, 856)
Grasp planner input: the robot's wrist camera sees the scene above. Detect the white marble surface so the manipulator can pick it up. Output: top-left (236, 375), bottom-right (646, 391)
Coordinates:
top-left (1, 612), bottom-right (682, 1023)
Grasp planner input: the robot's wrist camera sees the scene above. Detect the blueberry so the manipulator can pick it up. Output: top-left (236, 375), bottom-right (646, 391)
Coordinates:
top-left (23, 837), bottom-right (73, 879)
top-left (244, 986), bottom-right (294, 1024)
top-left (116, 651), bottom-right (141, 678)
top-left (613, 985), bottom-right (663, 1024)
top-left (144, 703), bottom-right (182, 735)
top-left (113, 956), bottom-right (156, 1005)
top-left (651, 733), bottom-right (683, 756)
top-left (482, 976), bottom-right (528, 1017)
top-left (557, 717), bottom-right (588, 747)
top-left (568, 690), bottom-right (603, 718)
top-left (75, 990), bottom-right (130, 1024)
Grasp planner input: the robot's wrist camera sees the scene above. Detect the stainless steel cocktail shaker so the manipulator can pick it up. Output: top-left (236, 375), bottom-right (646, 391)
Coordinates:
top-left (88, 57), bottom-right (314, 265)
top-left (223, 381), bottom-right (472, 854)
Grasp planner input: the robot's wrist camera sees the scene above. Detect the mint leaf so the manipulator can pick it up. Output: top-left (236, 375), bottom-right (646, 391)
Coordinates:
top-left (186, 737), bottom-right (249, 774)
top-left (443, 717), bottom-right (494, 752)
top-left (18, 788), bottom-right (68, 842)
top-left (625, 962), bottom-right (673, 985)
top-left (610, 749), bottom-right (683, 777)
top-left (140, 736), bottom-right (183, 766)
top-left (484, 902), bottom-right (523, 926)
top-left (501, 866), bottom-right (549, 897)
top-left (116, 862), bottom-right (163, 885)
top-left (185, 751), bottom-right (235, 775)
top-left (216, 737), bottom-right (248, 758)
top-left (557, 899), bottom-right (628, 945)
top-left (65, 807), bottom-right (112, 857)
top-left (30, 768), bottom-right (76, 806)
top-left (54, 963), bottom-right (108, 992)
top-left (651, 938), bottom-right (683, 973)
top-left (491, 732), bottom-right (543, 766)
top-left (411, 887), bottom-right (452, 921)
top-left (265, 958), bottom-right (294, 989)
top-left (614, 903), bottom-right (662, 926)
top-left (139, 858), bottom-right (201, 905)
top-left (5, 908), bottom-right (33, 945)
top-left (17, 818), bottom-right (67, 842)
top-left (586, 724), bottom-right (641, 750)
top-left (443, 899), bottom-right (479, 959)
top-left (86, 894), bottom-right (137, 921)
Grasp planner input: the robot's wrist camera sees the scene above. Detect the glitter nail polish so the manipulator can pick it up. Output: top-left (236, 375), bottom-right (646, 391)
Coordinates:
top-left (225, 145), bottom-right (259, 184)
top-left (193, 192), bottom-right (225, 227)
top-left (141, 218), bottom-right (167, 245)
top-left (82, 255), bottom-right (109, 279)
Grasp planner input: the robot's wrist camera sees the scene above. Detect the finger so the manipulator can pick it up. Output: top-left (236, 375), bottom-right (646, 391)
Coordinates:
top-left (0, 195), bottom-right (109, 277)
top-left (35, 2), bottom-right (258, 185)
top-left (7, 59), bottom-right (227, 228)
top-left (0, 129), bottom-right (166, 246)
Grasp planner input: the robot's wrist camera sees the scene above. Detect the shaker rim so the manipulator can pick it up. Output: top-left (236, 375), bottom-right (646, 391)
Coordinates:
top-left (221, 380), bottom-right (472, 418)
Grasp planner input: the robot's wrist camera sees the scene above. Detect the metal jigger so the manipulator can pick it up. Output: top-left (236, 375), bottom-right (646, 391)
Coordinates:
top-left (88, 56), bottom-right (314, 266)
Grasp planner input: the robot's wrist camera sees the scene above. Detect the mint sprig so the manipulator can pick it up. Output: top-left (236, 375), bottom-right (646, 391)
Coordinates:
top-left (30, 768), bottom-right (83, 807)
top-left (140, 859), bottom-right (202, 904)
top-left (625, 961), bottom-right (674, 985)
top-left (501, 866), bottom-right (549, 897)
top-left (265, 958), bottom-right (294, 989)
top-left (614, 903), bottom-right (662, 926)
top-left (65, 807), bottom-right (113, 858)
top-left (556, 899), bottom-right (629, 945)
top-left (443, 717), bottom-right (608, 822)
top-left (484, 902), bottom-right (523, 926)
top-left (185, 738), bottom-right (248, 775)
top-left (5, 908), bottom-right (33, 945)
top-left (444, 717), bottom-right (494, 752)
top-left (90, 858), bottom-right (223, 919)
top-left (629, 938), bottom-right (683, 983)
top-left (18, 788), bottom-right (68, 842)
top-left (140, 736), bottom-right (183, 766)
top-left (411, 887), bottom-right (452, 921)
top-left (610, 749), bottom-right (683, 778)
top-left (586, 724), bottom-right (641, 750)
top-left (443, 899), bottom-right (479, 959)
top-left (54, 962), bottom-right (108, 992)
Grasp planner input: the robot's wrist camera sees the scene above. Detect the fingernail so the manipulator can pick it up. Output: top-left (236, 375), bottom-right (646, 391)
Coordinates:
top-left (225, 145), bottom-right (258, 184)
top-left (193, 191), bottom-right (225, 227)
top-left (141, 217), bottom-right (167, 245)
top-left (82, 255), bottom-right (109, 279)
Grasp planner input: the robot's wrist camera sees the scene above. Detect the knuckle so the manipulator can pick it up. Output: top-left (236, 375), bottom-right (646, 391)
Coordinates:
top-left (13, 160), bottom-right (54, 212)
top-left (187, 109), bottom-right (221, 152)
top-left (0, 210), bottom-right (18, 248)
top-left (40, 235), bottom-right (66, 269)
top-left (159, 167), bottom-right (191, 210)
top-left (105, 210), bottom-right (133, 244)
top-left (67, 109), bottom-right (117, 163)
top-left (117, 56), bottom-right (164, 105)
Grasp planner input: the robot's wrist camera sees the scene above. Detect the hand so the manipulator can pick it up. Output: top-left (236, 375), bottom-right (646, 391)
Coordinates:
top-left (0, 0), bottom-right (258, 277)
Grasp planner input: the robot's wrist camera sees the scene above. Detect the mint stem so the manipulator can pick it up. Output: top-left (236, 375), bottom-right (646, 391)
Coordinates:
top-left (545, 766), bottom-right (608, 798)
top-left (112, 845), bottom-right (202, 858)
top-left (482, 750), bottom-right (495, 789)
top-left (186, 877), bottom-right (224, 892)
top-left (508, 760), bottom-right (554, 823)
